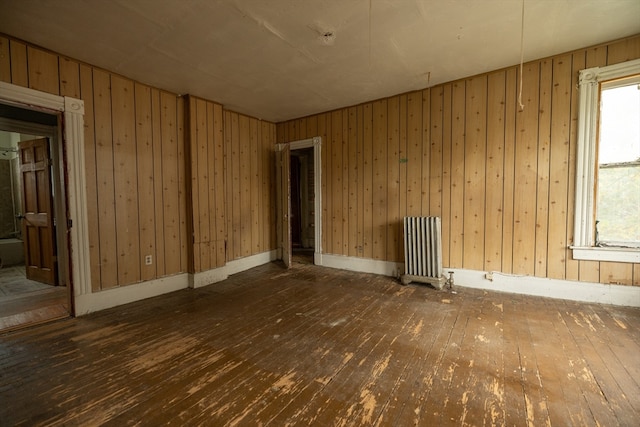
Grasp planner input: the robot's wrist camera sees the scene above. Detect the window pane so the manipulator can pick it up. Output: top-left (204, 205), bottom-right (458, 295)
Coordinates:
top-left (596, 81), bottom-right (640, 245)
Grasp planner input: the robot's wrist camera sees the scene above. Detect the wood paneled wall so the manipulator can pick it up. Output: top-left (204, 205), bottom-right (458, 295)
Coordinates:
top-left (185, 98), bottom-right (276, 272)
top-left (0, 37), bottom-right (189, 291)
top-left (277, 35), bottom-right (640, 286)
top-left (186, 96), bottom-right (225, 273)
top-left (224, 110), bottom-right (276, 262)
top-left (0, 35), bottom-right (277, 292)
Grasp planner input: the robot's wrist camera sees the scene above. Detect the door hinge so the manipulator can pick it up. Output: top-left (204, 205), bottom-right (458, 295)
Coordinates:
top-left (67, 219), bottom-right (72, 229)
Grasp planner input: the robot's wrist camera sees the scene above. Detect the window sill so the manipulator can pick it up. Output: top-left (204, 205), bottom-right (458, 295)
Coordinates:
top-left (571, 246), bottom-right (640, 263)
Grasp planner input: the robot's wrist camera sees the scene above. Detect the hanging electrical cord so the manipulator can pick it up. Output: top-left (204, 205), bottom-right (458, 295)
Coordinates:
top-left (518, 0), bottom-right (526, 111)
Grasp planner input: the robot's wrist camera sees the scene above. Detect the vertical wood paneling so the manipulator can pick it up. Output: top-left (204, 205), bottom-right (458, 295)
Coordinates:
top-left (261, 121), bottom-right (271, 254)
top-left (275, 35), bottom-right (640, 287)
top-left (230, 113), bottom-right (241, 259)
top-left (177, 96), bottom-right (188, 272)
top-left (449, 82), bottom-right (465, 268)
top-left (79, 64), bottom-right (101, 291)
top-left (213, 104), bottom-right (225, 267)
top-left (58, 57), bottom-right (80, 98)
top-left (111, 75), bottom-right (140, 285)
top-left (9, 40), bottom-right (28, 87)
top-left (406, 93), bottom-right (422, 216)
top-left (134, 83), bottom-right (155, 282)
top-left (239, 115), bottom-right (251, 257)
top-left (323, 113), bottom-right (333, 254)
top-left (362, 105), bottom-right (373, 259)
top-left (221, 112), bottom-right (274, 262)
top-left (463, 76), bottom-right (487, 270)
top-left (502, 68), bottom-right (518, 274)
top-left (27, 47), bottom-right (59, 95)
top-left (306, 116), bottom-right (318, 139)
top-left (225, 111), bottom-right (236, 260)
top-left (160, 91), bottom-right (181, 275)
top-left (331, 110), bottom-right (342, 255)
top-left (250, 118), bottom-right (260, 254)
top-left (534, 60), bottom-right (552, 277)
top-left (3, 33), bottom-right (639, 293)
top-left (341, 110), bottom-right (349, 255)
top-left (429, 88), bottom-right (443, 218)
top-left (387, 97), bottom-right (400, 262)
top-left (348, 107), bottom-right (358, 257)
top-left (0, 37), bottom-right (10, 82)
top-left (3, 35), bottom-right (277, 292)
top-left (607, 37), bottom-right (640, 65)
top-left (398, 95), bottom-right (408, 261)
top-left (194, 98), bottom-right (208, 271)
top-left (151, 89), bottom-right (166, 277)
top-left (319, 113), bottom-right (329, 254)
top-left (565, 53), bottom-right (583, 282)
top-left (512, 63), bottom-right (539, 275)
top-left (92, 69), bottom-right (118, 289)
top-left (546, 55), bottom-right (572, 280)
top-left (485, 71), bottom-right (506, 272)
top-left (441, 84), bottom-right (453, 267)
top-left (206, 102), bottom-right (216, 269)
top-left (356, 105), bottom-right (365, 257)
top-left (372, 100), bottom-right (387, 260)
top-left (421, 89), bottom-right (431, 216)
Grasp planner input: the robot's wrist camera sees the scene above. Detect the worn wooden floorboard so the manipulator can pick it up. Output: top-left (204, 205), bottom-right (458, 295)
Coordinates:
top-left (1, 261), bottom-right (639, 426)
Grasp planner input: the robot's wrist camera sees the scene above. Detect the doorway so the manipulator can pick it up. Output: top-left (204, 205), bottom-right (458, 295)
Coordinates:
top-left (276, 137), bottom-right (322, 268)
top-left (0, 105), bottom-right (71, 332)
top-left (290, 148), bottom-right (314, 264)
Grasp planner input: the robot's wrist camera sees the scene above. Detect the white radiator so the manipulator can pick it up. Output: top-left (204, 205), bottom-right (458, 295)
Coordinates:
top-left (401, 216), bottom-right (446, 289)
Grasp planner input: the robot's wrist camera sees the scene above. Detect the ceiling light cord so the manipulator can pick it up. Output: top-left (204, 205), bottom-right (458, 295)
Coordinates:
top-left (518, 0), bottom-right (525, 111)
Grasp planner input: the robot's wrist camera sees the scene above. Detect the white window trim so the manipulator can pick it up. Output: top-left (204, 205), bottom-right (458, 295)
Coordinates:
top-left (572, 58), bottom-right (640, 263)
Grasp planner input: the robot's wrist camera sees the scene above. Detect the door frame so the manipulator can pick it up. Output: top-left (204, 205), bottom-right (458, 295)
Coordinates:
top-left (275, 136), bottom-right (322, 264)
top-left (0, 81), bottom-right (91, 316)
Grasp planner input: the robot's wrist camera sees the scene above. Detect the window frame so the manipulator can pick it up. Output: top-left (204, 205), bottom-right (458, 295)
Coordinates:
top-left (572, 58), bottom-right (640, 263)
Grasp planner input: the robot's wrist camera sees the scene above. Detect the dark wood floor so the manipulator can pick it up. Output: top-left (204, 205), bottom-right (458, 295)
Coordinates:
top-left (1, 261), bottom-right (639, 426)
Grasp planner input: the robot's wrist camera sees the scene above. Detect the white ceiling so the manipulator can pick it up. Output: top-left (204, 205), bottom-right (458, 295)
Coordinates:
top-left (1, 0), bottom-right (639, 122)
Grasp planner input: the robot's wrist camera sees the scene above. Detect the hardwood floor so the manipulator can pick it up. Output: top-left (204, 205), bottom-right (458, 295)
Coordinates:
top-left (0, 265), bottom-right (69, 333)
top-left (1, 261), bottom-right (638, 426)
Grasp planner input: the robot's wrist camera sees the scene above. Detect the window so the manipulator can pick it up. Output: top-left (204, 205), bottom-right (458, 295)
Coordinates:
top-left (573, 58), bottom-right (640, 263)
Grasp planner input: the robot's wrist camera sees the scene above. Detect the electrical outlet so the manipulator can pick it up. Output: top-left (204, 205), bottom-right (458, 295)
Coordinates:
top-left (145, 255), bottom-right (153, 265)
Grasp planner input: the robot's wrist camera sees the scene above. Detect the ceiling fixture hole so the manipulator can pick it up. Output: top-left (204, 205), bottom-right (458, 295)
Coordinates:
top-left (321, 31), bottom-right (336, 45)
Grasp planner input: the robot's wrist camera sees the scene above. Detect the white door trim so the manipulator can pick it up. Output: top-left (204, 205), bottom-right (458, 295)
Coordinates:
top-left (0, 81), bottom-right (91, 314)
top-left (276, 136), bottom-right (322, 263)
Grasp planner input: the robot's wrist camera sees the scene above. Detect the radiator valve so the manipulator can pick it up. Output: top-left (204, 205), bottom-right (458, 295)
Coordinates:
top-left (445, 271), bottom-right (455, 291)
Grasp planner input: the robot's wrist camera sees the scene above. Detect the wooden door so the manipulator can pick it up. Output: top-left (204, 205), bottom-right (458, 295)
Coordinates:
top-left (276, 144), bottom-right (292, 268)
top-left (19, 138), bottom-right (57, 285)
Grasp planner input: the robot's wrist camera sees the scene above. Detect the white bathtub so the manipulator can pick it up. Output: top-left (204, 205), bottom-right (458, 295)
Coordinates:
top-left (0, 238), bottom-right (24, 266)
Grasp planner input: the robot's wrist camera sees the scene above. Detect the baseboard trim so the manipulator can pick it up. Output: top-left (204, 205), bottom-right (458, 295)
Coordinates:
top-left (190, 249), bottom-right (278, 288)
top-left (318, 253), bottom-right (402, 277)
top-left (226, 249), bottom-right (278, 276)
top-left (75, 250), bottom-right (278, 315)
top-left (317, 253), bottom-right (639, 307)
top-left (74, 273), bottom-right (189, 315)
top-left (449, 268), bottom-right (640, 308)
